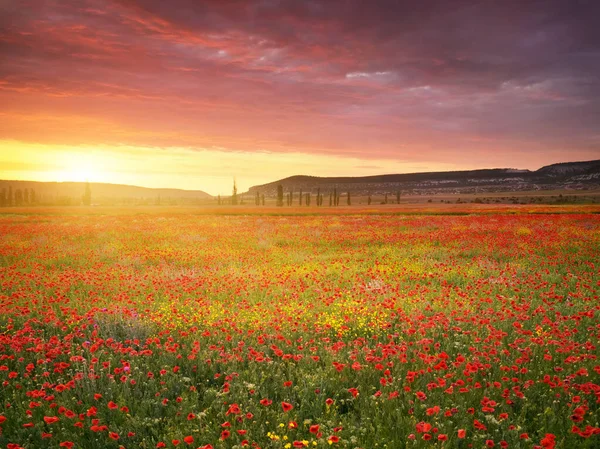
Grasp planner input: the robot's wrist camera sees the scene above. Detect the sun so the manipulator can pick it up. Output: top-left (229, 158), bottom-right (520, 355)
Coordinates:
top-left (57, 151), bottom-right (107, 183)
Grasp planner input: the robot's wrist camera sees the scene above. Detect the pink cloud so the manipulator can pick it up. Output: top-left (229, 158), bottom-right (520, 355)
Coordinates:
top-left (0, 0), bottom-right (598, 169)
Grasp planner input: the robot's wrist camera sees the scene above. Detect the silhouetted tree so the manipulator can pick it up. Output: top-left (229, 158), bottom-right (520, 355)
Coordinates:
top-left (396, 190), bottom-right (401, 204)
top-left (316, 188), bottom-right (321, 206)
top-left (255, 191), bottom-right (260, 206)
top-left (329, 192), bottom-right (332, 206)
top-left (384, 193), bottom-right (388, 204)
top-left (217, 194), bottom-right (221, 205)
top-left (306, 192), bottom-right (310, 206)
top-left (276, 184), bottom-right (284, 207)
top-left (347, 191), bottom-right (351, 206)
top-left (30, 189), bottom-right (36, 204)
top-left (82, 182), bottom-right (92, 206)
top-left (367, 193), bottom-right (372, 205)
top-left (299, 189), bottom-right (303, 206)
top-left (8, 186), bottom-right (12, 206)
top-left (15, 189), bottom-right (23, 206)
top-left (333, 187), bottom-right (337, 206)
top-left (231, 179), bottom-right (238, 205)
top-left (261, 193), bottom-right (265, 206)
top-left (0, 189), bottom-right (5, 207)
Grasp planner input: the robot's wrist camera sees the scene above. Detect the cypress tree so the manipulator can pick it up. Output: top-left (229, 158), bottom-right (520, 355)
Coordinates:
top-left (8, 186), bottom-right (12, 206)
top-left (231, 179), bottom-right (238, 205)
top-left (347, 191), bottom-right (351, 206)
top-left (15, 189), bottom-right (23, 206)
top-left (276, 184), bottom-right (284, 206)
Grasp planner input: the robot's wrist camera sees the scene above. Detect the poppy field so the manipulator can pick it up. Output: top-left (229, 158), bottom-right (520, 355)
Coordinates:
top-left (0, 208), bottom-right (599, 449)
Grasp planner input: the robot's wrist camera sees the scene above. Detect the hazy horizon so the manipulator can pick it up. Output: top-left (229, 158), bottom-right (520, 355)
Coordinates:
top-left (3, 156), bottom-right (599, 197)
top-left (1, 0), bottom-right (599, 195)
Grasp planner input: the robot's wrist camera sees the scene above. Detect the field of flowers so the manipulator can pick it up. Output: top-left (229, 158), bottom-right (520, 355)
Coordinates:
top-left (0, 208), bottom-right (599, 449)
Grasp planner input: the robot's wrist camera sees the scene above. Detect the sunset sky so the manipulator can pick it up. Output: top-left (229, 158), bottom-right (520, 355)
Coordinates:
top-left (1, 0), bottom-right (599, 195)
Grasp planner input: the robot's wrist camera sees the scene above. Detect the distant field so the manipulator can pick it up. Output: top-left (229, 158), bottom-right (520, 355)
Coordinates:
top-left (2, 203), bottom-right (600, 216)
top-left (0, 207), bottom-right (599, 448)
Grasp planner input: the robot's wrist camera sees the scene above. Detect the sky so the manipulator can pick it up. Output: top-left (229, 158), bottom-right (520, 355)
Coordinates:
top-left (1, 0), bottom-right (599, 195)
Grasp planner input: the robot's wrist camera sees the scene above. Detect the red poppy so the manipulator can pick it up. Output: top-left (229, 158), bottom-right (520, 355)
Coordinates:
top-left (281, 401), bottom-right (293, 412)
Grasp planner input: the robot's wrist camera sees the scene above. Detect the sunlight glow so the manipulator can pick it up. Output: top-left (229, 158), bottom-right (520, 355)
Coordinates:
top-left (0, 139), bottom-right (463, 195)
top-left (56, 152), bottom-right (105, 183)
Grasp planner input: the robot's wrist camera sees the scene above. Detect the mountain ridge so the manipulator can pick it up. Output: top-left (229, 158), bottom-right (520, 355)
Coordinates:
top-left (246, 159), bottom-right (600, 196)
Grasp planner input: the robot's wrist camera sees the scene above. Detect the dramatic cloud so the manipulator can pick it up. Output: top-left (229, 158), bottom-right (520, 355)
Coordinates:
top-left (1, 0), bottom-right (599, 191)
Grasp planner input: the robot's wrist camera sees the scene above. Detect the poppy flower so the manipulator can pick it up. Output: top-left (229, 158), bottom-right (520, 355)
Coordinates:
top-left (281, 401), bottom-right (293, 412)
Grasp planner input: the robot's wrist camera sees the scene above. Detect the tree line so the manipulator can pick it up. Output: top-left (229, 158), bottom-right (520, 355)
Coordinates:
top-left (0, 187), bottom-right (37, 206)
top-left (216, 180), bottom-right (402, 206)
top-left (0, 182), bottom-right (92, 207)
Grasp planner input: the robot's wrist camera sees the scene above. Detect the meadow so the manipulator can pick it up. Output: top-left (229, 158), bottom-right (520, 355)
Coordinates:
top-left (0, 206), bottom-right (599, 449)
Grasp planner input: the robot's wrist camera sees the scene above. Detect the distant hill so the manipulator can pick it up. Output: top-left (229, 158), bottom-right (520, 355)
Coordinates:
top-left (0, 180), bottom-right (212, 206)
top-left (536, 160), bottom-right (600, 176)
top-left (247, 160), bottom-right (600, 197)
